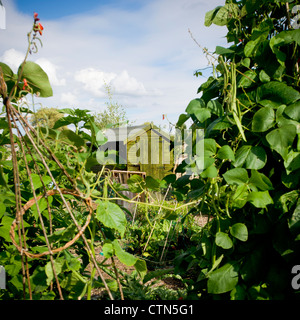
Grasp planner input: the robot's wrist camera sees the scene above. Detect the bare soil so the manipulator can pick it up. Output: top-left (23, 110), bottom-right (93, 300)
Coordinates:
top-left (194, 214), bottom-right (213, 227)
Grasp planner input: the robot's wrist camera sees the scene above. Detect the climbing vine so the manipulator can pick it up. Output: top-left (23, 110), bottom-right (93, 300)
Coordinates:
top-left (173, 0), bottom-right (300, 299)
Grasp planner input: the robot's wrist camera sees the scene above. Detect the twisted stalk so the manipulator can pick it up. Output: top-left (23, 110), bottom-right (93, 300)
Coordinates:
top-left (8, 16), bottom-right (42, 102)
top-left (13, 115), bottom-right (58, 289)
top-left (0, 74), bottom-right (114, 299)
top-left (11, 106), bottom-right (114, 300)
top-left (0, 14), bottom-right (114, 299)
top-left (12, 116), bottom-right (64, 300)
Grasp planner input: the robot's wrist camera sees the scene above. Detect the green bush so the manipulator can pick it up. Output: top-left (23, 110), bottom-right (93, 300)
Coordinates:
top-left (172, 0), bottom-right (300, 300)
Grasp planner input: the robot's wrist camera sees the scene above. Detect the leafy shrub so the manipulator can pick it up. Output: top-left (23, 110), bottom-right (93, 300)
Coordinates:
top-left (172, 0), bottom-right (300, 300)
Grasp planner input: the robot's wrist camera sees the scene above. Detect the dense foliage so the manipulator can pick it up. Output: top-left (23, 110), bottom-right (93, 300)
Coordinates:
top-left (172, 0), bottom-right (300, 299)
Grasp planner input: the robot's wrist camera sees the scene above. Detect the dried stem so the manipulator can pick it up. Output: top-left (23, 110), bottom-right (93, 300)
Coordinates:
top-left (12, 116), bottom-right (64, 300)
top-left (286, 2), bottom-right (292, 30)
top-left (1, 91), bottom-right (114, 300)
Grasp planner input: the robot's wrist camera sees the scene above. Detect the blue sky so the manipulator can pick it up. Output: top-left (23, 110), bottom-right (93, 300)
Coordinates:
top-left (1, 0), bottom-right (227, 127)
top-left (15, 0), bottom-right (145, 19)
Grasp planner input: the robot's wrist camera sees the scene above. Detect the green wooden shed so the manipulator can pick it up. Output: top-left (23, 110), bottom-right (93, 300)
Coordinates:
top-left (101, 123), bottom-right (173, 180)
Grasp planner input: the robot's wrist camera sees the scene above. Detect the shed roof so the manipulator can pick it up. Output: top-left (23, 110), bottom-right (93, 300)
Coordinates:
top-left (103, 123), bottom-right (171, 144)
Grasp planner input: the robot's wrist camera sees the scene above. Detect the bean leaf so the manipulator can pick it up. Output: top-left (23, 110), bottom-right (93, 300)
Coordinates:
top-left (230, 223), bottom-right (248, 242)
top-left (252, 107), bottom-right (275, 132)
top-left (266, 124), bottom-right (297, 160)
top-left (96, 201), bottom-right (127, 237)
top-left (223, 168), bottom-right (249, 185)
top-left (19, 61), bottom-right (53, 97)
top-left (216, 232), bottom-right (233, 249)
top-left (247, 191), bottom-right (273, 208)
top-left (207, 262), bottom-right (239, 294)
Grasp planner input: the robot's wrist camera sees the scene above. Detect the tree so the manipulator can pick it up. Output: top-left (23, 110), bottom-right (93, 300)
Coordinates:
top-left (30, 107), bottom-right (64, 129)
top-left (94, 83), bottom-right (132, 130)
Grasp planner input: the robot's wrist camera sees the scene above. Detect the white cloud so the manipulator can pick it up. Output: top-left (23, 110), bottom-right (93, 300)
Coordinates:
top-left (0, 48), bottom-right (24, 72)
top-left (35, 58), bottom-right (66, 86)
top-left (74, 68), bottom-right (115, 97)
top-left (61, 92), bottom-right (78, 105)
top-left (1, 0), bottom-right (228, 127)
top-left (111, 70), bottom-right (147, 96)
top-left (74, 68), bottom-right (149, 97)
